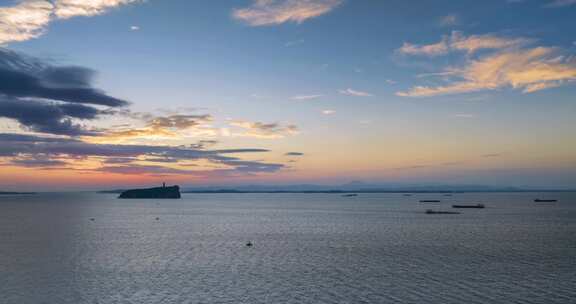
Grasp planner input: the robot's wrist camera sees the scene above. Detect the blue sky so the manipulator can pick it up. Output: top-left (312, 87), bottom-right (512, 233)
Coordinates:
top-left (0, 0), bottom-right (575, 190)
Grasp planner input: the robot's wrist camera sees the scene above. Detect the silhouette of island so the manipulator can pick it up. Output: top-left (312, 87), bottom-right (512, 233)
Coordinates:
top-left (118, 183), bottom-right (181, 199)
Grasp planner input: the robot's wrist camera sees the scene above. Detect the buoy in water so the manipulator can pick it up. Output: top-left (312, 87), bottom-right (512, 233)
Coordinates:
top-left (246, 241), bottom-right (253, 247)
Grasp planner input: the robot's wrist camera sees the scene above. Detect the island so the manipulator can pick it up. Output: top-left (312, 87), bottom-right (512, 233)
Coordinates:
top-left (118, 183), bottom-right (181, 199)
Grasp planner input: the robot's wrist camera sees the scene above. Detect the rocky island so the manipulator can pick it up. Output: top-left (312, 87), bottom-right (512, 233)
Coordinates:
top-left (118, 183), bottom-right (181, 199)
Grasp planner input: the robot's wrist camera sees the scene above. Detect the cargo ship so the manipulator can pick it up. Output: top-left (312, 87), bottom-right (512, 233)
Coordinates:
top-left (452, 204), bottom-right (485, 209)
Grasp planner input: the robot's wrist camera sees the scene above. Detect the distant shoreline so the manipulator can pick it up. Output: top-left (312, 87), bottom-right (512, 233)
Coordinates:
top-left (0, 192), bottom-right (36, 195)
top-left (99, 189), bottom-right (576, 194)
top-left (184, 190), bottom-right (576, 194)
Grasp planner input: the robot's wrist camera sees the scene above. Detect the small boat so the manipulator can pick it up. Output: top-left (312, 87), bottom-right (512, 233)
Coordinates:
top-left (342, 194), bottom-right (358, 197)
top-left (452, 204), bottom-right (485, 209)
top-left (426, 209), bottom-right (460, 215)
top-left (403, 194), bottom-right (412, 197)
top-left (534, 199), bottom-right (557, 202)
top-left (246, 241), bottom-right (253, 247)
top-left (444, 194), bottom-right (453, 197)
top-left (420, 200), bottom-right (441, 203)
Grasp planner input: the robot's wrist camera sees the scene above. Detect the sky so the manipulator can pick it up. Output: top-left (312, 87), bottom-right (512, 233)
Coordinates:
top-left (0, 0), bottom-right (575, 190)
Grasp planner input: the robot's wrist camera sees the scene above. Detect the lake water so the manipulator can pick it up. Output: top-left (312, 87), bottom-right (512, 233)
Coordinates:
top-left (0, 192), bottom-right (575, 304)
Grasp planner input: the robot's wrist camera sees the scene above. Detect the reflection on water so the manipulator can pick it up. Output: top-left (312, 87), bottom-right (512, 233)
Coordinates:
top-left (1, 192), bottom-right (575, 304)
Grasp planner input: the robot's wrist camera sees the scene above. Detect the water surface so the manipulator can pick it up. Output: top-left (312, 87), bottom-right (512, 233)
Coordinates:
top-left (1, 192), bottom-right (574, 304)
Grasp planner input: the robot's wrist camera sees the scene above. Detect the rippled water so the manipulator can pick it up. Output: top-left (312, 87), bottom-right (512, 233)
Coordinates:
top-left (0, 192), bottom-right (575, 304)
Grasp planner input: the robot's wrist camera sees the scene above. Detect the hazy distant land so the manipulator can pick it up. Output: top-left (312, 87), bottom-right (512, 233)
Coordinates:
top-left (0, 191), bottom-right (36, 195)
top-left (99, 184), bottom-right (576, 194)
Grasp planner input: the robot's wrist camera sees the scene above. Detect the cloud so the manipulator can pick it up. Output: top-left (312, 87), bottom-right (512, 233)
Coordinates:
top-left (0, 49), bottom-right (127, 135)
top-left (98, 127), bottom-right (173, 141)
top-left (0, 134), bottom-right (271, 160)
top-left (291, 94), bottom-right (323, 100)
top-left (398, 40), bottom-right (448, 57)
top-left (190, 140), bottom-right (219, 149)
top-left (0, 133), bottom-right (78, 143)
top-left (130, 25), bottom-right (140, 31)
top-left (0, 96), bottom-right (102, 136)
top-left (439, 14), bottom-right (459, 27)
top-left (285, 39), bottom-right (305, 47)
top-left (0, 132), bottom-right (285, 176)
top-left (148, 114), bottom-right (213, 130)
top-left (101, 114), bottom-right (301, 143)
top-left (544, 0), bottom-right (576, 7)
top-left (449, 32), bottom-right (531, 54)
top-left (338, 88), bottom-right (373, 97)
top-left (508, 0), bottom-right (576, 6)
top-left (100, 114), bottom-right (215, 141)
top-left (212, 159), bottom-right (285, 174)
top-left (0, 1), bottom-right (53, 45)
top-left (10, 157), bottom-right (67, 168)
top-left (232, 0), bottom-right (342, 26)
top-left (0, 0), bottom-right (140, 45)
top-left (397, 31), bottom-right (530, 57)
top-left (482, 153), bottom-right (503, 158)
top-left (321, 109), bottom-right (335, 115)
top-left (397, 46), bottom-right (576, 97)
top-left (97, 159), bottom-right (285, 177)
top-left (54, 0), bottom-right (142, 19)
top-left (285, 152), bottom-right (304, 156)
top-left (0, 0), bottom-right (143, 45)
top-left (0, 49), bottom-right (128, 107)
top-left (229, 121), bottom-right (299, 138)
top-left (103, 157), bottom-right (136, 164)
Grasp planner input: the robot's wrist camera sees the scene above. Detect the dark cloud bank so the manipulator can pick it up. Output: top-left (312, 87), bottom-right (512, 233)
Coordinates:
top-left (0, 48), bottom-right (126, 136)
top-left (285, 152), bottom-right (304, 156)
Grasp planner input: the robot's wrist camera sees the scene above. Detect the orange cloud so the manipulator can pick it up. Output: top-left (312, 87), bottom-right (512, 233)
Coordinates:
top-left (94, 114), bottom-right (215, 143)
top-left (397, 31), bottom-right (530, 56)
top-left (228, 120), bottom-right (299, 139)
top-left (397, 32), bottom-right (576, 97)
top-left (398, 46), bottom-right (576, 97)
